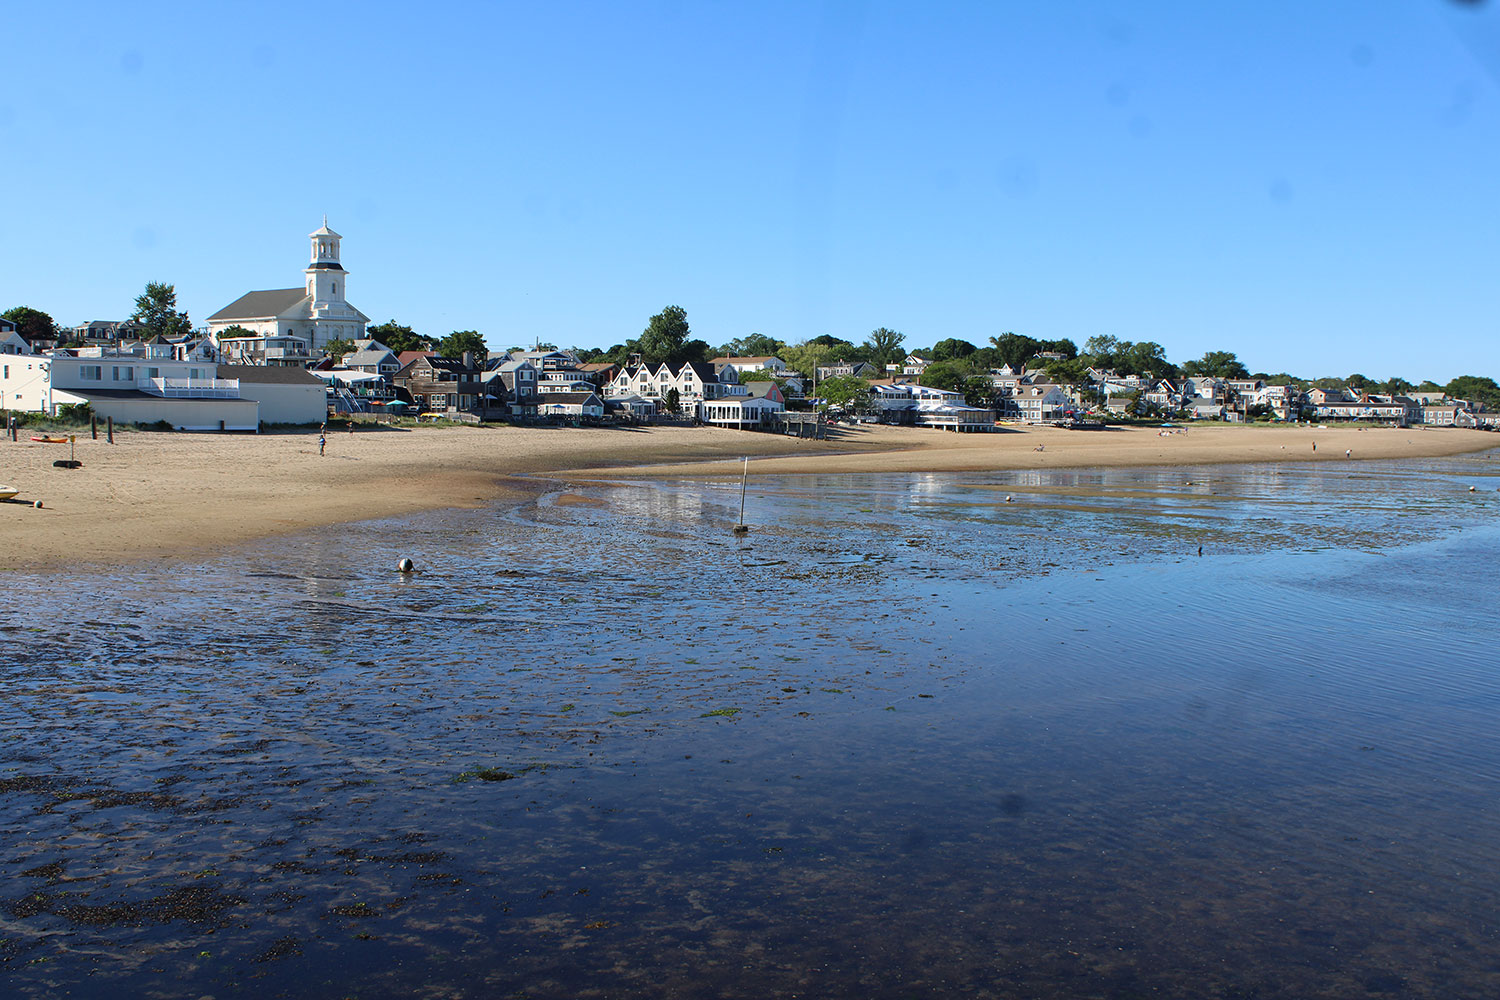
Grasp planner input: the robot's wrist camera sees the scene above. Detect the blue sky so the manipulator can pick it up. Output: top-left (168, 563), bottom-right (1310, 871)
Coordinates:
top-left (4, 1), bottom-right (1497, 382)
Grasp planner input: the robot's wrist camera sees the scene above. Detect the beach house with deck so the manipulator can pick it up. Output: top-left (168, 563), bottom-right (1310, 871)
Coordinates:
top-left (1, 340), bottom-right (258, 429)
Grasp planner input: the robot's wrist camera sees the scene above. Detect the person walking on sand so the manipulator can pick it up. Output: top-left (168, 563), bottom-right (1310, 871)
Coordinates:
top-left (318, 432), bottom-right (326, 457)
top-left (1346, 448), bottom-right (1351, 458)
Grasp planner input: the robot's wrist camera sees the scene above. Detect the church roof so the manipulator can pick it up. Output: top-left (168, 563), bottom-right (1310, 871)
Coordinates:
top-left (208, 288), bottom-right (310, 322)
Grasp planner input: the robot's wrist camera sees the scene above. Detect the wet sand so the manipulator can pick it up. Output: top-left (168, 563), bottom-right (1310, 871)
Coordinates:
top-left (1, 422), bottom-right (1492, 569)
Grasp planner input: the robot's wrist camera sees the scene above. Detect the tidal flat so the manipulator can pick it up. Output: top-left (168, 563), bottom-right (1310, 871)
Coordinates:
top-left (3, 451), bottom-right (1499, 998)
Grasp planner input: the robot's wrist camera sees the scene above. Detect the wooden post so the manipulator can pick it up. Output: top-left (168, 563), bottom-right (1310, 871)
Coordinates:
top-left (91, 416), bottom-right (98, 439)
top-left (107, 416), bottom-right (114, 444)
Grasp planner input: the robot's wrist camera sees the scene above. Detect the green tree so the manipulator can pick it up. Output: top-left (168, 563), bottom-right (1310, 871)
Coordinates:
top-left (932, 338), bottom-right (978, 362)
top-left (722, 332), bottom-right (784, 358)
top-left (662, 387), bottom-right (681, 415)
top-left (920, 360), bottom-right (967, 393)
top-left (367, 320), bottom-right (436, 354)
top-left (2, 305), bottom-right (58, 344)
top-left (816, 374), bottom-right (872, 411)
top-left (584, 343), bottom-right (627, 364)
top-left (863, 327), bottom-right (905, 368)
top-left (131, 281), bottom-right (192, 339)
top-left (1083, 335), bottom-right (1121, 365)
top-left (1182, 350), bottom-right (1249, 379)
top-left (989, 332), bottom-right (1041, 371)
top-left (1381, 377), bottom-right (1414, 395)
top-left (639, 305), bottom-right (691, 363)
top-left (438, 329), bottom-right (488, 360)
top-left (1039, 357), bottom-right (1089, 385)
top-left (961, 375), bottom-right (999, 409)
top-left (678, 338), bottom-right (713, 366)
top-left (324, 338), bottom-right (355, 363)
top-left (1118, 341), bottom-right (1178, 379)
top-left (1445, 375), bottom-right (1500, 410)
top-left (781, 339), bottom-right (853, 379)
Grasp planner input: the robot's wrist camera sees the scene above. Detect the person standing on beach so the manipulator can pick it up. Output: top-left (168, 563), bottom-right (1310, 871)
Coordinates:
top-left (318, 432), bottom-right (326, 456)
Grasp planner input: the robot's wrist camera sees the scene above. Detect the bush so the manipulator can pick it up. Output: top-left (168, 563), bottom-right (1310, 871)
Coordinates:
top-left (53, 402), bottom-right (94, 425)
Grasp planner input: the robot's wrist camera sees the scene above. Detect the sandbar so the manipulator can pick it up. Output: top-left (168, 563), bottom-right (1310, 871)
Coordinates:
top-left (1, 422), bottom-right (1493, 570)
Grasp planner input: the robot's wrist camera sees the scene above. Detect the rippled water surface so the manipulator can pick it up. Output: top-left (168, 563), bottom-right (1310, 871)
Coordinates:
top-left (3, 450), bottom-right (1499, 997)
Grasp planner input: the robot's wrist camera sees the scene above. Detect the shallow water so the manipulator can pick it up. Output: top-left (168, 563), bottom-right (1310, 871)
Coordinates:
top-left (3, 451), bottom-right (1499, 997)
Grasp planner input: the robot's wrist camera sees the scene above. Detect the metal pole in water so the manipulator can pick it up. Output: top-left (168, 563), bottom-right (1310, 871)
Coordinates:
top-left (734, 456), bottom-right (749, 534)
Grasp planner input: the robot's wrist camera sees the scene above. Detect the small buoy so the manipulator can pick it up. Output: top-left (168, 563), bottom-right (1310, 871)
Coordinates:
top-left (33, 500), bottom-right (43, 509)
top-left (1005, 495), bottom-right (1013, 502)
top-left (397, 557), bottom-right (415, 573)
top-left (1470, 486), bottom-right (1477, 492)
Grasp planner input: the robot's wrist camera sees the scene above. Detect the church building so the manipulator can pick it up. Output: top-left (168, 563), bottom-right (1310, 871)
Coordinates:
top-left (208, 220), bottom-right (369, 364)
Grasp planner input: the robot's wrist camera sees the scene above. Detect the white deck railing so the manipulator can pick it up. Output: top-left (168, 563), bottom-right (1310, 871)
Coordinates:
top-left (139, 377), bottom-right (240, 398)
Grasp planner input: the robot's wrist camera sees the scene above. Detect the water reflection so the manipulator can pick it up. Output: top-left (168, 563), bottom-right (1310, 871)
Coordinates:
top-left (2, 451), bottom-right (1498, 997)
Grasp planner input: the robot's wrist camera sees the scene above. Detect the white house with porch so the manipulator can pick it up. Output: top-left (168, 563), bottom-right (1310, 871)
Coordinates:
top-left (1, 342), bottom-right (258, 430)
top-left (701, 393), bottom-right (784, 429)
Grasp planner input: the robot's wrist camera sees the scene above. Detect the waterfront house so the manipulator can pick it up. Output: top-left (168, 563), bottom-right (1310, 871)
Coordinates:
top-left (605, 394), bottom-right (658, 420)
top-left (606, 361), bottom-right (748, 416)
top-left (701, 385), bottom-right (785, 429)
top-left (393, 354), bottom-right (488, 415)
top-left (538, 391), bottom-right (605, 419)
top-left (1002, 382), bottom-right (1071, 423)
top-left (341, 340), bottom-right (402, 377)
top-left (866, 380), bottom-right (994, 430)
top-left (1306, 390), bottom-right (1410, 425)
top-left (1, 341), bottom-right (257, 429)
top-left (216, 365), bottom-right (328, 425)
top-left (487, 359), bottom-right (541, 416)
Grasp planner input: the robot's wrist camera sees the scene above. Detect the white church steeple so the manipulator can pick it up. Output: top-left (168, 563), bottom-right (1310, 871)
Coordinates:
top-left (306, 217), bottom-right (345, 309)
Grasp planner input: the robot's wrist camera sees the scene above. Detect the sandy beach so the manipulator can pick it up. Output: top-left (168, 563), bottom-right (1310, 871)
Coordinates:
top-left (2, 422), bottom-right (1494, 570)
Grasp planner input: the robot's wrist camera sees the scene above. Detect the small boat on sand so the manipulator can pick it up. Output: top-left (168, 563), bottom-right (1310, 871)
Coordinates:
top-left (30, 435), bottom-right (68, 444)
top-left (0, 486), bottom-right (18, 501)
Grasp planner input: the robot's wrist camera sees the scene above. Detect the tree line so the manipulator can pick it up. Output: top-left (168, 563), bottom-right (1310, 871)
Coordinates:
top-left (5, 293), bottom-right (1497, 410)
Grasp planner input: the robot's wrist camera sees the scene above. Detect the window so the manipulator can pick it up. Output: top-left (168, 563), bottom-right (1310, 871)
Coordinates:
top-left (147, 368), bottom-right (160, 379)
top-left (81, 365), bottom-right (102, 381)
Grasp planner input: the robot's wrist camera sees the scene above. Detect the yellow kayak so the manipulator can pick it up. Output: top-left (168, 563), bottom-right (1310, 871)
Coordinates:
top-left (0, 486), bottom-right (18, 501)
